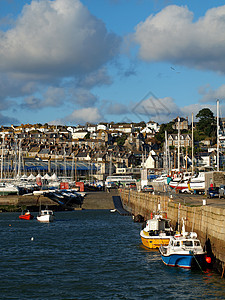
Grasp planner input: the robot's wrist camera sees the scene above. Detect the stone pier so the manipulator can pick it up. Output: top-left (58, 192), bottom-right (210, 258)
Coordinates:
top-left (120, 189), bottom-right (225, 275)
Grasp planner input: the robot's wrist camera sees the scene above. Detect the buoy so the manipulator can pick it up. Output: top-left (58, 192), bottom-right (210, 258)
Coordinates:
top-left (9, 224), bottom-right (11, 226)
top-left (31, 237), bottom-right (34, 241)
top-left (206, 256), bottom-right (211, 264)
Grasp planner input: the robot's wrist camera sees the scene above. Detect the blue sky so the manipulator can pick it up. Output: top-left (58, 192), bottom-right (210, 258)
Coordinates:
top-left (1, 0), bottom-right (225, 126)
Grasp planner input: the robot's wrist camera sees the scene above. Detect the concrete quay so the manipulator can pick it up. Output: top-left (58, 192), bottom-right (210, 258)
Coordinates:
top-left (120, 189), bottom-right (225, 276)
top-left (0, 190), bottom-right (116, 211)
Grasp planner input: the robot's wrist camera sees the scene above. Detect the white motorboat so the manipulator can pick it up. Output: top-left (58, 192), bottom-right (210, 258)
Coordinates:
top-left (37, 209), bottom-right (54, 223)
top-left (159, 219), bottom-right (208, 269)
top-left (0, 182), bottom-right (19, 195)
top-left (152, 174), bottom-right (168, 184)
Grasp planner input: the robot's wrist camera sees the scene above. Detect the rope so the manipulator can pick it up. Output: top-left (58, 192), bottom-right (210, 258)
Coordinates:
top-left (191, 251), bottom-right (204, 273)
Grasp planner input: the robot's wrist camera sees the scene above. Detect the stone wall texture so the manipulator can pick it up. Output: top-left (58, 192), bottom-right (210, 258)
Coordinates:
top-left (120, 189), bottom-right (225, 274)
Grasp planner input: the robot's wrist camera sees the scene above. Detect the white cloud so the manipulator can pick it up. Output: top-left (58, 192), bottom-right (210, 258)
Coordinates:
top-left (71, 88), bottom-right (98, 107)
top-left (22, 86), bottom-right (66, 109)
top-left (64, 107), bottom-right (103, 124)
top-left (0, 0), bottom-right (121, 79)
top-left (180, 103), bottom-right (213, 120)
top-left (105, 102), bottom-right (129, 115)
top-left (0, 112), bottom-right (19, 125)
top-left (199, 84), bottom-right (225, 103)
top-left (77, 68), bottom-right (112, 89)
top-left (131, 96), bottom-right (180, 123)
top-left (132, 5), bottom-right (225, 73)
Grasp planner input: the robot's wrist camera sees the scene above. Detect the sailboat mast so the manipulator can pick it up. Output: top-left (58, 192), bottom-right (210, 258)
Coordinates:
top-left (217, 99), bottom-right (219, 172)
top-left (192, 113), bottom-right (194, 175)
top-left (1, 133), bottom-right (5, 180)
top-left (178, 117), bottom-right (180, 172)
top-left (165, 130), bottom-right (168, 174)
top-left (17, 139), bottom-right (22, 178)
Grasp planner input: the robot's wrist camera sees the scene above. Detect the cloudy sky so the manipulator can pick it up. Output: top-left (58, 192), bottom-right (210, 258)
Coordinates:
top-left (1, 0), bottom-right (225, 126)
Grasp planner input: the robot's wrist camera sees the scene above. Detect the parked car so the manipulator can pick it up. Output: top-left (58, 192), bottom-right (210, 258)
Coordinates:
top-left (219, 185), bottom-right (225, 198)
top-left (129, 183), bottom-right (137, 190)
top-left (142, 185), bottom-right (154, 193)
top-left (207, 187), bottom-right (219, 198)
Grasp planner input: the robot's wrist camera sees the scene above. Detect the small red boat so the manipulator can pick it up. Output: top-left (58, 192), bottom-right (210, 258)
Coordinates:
top-left (19, 211), bottom-right (34, 220)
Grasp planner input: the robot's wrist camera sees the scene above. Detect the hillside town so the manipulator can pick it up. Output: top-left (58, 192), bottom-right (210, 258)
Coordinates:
top-left (0, 108), bottom-right (225, 182)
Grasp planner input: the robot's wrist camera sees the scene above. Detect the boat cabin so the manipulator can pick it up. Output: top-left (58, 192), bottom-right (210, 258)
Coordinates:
top-left (145, 218), bottom-right (171, 232)
top-left (171, 238), bottom-right (201, 249)
top-left (41, 210), bottom-right (54, 216)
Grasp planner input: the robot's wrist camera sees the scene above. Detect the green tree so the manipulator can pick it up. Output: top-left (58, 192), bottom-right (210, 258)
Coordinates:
top-left (155, 121), bottom-right (175, 144)
top-left (84, 132), bottom-right (90, 139)
top-left (115, 134), bottom-right (127, 146)
top-left (196, 108), bottom-right (216, 137)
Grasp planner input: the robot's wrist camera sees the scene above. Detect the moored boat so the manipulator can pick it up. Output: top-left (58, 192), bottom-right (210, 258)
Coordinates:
top-left (19, 210), bottom-right (34, 220)
top-left (37, 209), bottom-right (54, 223)
top-left (140, 213), bottom-right (174, 249)
top-left (0, 182), bottom-right (19, 195)
top-left (159, 219), bottom-right (207, 269)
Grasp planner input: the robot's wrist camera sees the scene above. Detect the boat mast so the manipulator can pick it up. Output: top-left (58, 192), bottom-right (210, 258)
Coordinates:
top-left (178, 117), bottom-right (180, 172)
top-left (217, 99), bottom-right (219, 172)
top-left (1, 133), bottom-right (5, 180)
top-left (71, 152), bottom-right (74, 181)
top-left (17, 139), bottom-right (22, 178)
top-left (192, 113), bottom-right (194, 176)
top-left (165, 131), bottom-right (169, 174)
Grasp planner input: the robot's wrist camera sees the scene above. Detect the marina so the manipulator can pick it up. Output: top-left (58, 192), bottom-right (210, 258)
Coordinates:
top-left (0, 210), bottom-right (225, 299)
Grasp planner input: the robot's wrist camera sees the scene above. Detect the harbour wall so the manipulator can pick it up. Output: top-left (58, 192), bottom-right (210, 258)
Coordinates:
top-left (120, 189), bottom-right (225, 275)
top-left (0, 190), bottom-right (116, 211)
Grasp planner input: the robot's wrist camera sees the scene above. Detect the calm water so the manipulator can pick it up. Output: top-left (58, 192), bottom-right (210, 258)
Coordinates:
top-left (0, 210), bottom-right (225, 300)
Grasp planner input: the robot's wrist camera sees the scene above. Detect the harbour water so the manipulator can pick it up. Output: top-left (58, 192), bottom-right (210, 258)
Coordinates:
top-left (0, 210), bottom-right (225, 299)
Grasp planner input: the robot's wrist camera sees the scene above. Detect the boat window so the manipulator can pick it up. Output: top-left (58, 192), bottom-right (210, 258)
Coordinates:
top-left (165, 221), bottom-right (170, 229)
top-left (174, 241), bottom-right (180, 247)
top-left (194, 241), bottom-right (200, 246)
top-left (183, 241), bottom-right (193, 247)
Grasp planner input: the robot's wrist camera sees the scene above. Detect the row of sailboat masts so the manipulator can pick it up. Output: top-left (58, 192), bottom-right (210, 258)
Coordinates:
top-left (164, 117), bottom-right (182, 174)
top-left (0, 138), bottom-right (78, 181)
top-left (164, 115), bottom-right (194, 174)
top-left (1, 136), bottom-right (23, 180)
top-left (165, 99), bottom-right (220, 174)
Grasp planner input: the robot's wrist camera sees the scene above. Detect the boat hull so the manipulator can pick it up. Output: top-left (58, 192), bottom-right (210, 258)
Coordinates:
top-left (140, 231), bottom-right (171, 249)
top-left (37, 210), bottom-right (54, 223)
top-left (19, 214), bottom-right (34, 220)
top-left (37, 215), bottom-right (54, 222)
top-left (160, 250), bottom-right (206, 269)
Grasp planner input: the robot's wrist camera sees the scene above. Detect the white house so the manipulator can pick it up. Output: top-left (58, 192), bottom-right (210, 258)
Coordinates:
top-left (71, 130), bottom-right (88, 139)
top-left (146, 121), bottom-right (160, 132)
top-left (97, 123), bottom-right (108, 131)
top-left (143, 150), bottom-right (157, 169)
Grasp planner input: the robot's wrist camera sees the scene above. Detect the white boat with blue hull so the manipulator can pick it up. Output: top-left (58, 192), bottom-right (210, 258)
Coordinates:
top-left (159, 219), bottom-right (207, 269)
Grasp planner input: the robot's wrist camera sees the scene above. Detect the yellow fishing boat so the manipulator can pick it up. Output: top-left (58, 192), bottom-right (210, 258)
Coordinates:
top-left (140, 213), bottom-right (173, 249)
